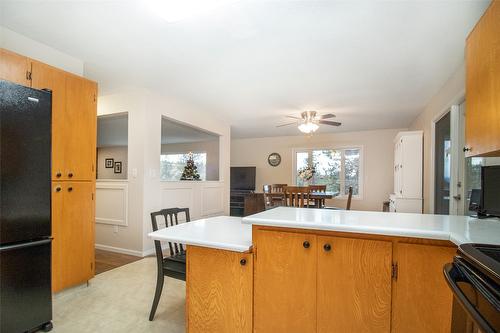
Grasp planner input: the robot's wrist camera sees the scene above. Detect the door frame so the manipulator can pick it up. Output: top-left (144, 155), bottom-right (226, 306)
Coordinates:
top-left (429, 96), bottom-right (465, 215)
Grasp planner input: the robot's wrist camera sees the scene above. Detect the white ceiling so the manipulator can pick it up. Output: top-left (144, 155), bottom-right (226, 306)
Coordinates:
top-left (0, 0), bottom-right (490, 138)
top-left (161, 117), bottom-right (219, 144)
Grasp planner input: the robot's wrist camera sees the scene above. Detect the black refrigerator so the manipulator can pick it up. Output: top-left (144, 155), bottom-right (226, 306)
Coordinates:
top-left (0, 80), bottom-right (53, 332)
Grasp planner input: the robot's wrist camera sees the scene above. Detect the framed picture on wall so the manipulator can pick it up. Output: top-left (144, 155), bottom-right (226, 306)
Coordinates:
top-left (105, 158), bottom-right (114, 168)
top-left (114, 162), bottom-right (122, 174)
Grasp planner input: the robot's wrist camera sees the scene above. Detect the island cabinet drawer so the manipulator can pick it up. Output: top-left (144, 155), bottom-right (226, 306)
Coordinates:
top-left (253, 229), bottom-right (392, 333)
top-left (186, 246), bottom-right (253, 333)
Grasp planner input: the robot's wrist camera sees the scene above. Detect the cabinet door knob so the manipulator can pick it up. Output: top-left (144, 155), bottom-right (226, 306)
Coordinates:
top-left (55, 186), bottom-right (62, 192)
top-left (303, 241), bottom-right (310, 249)
top-left (68, 187), bottom-right (73, 192)
top-left (323, 243), bottom-right (331, 252)
top-left (240, 258), bottom-right (246, 266)
top-left (56, 172), bottom-right (62, 178)
top-left (68, 172), bottom-right (74, 178)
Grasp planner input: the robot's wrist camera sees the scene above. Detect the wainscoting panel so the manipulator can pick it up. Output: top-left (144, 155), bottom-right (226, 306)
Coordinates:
top-left (161, 187), bottom-right (194, 212)
top-left (96, 181), bottom-right (128, 226)
top-left (159, 181), bottom-right (226, 220)
top-left (201, 185), bottom-right (224, 216)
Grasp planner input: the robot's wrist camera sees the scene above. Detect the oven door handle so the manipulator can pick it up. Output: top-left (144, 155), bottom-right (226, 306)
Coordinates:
top-left (443, 263), bottom-right (496, 333)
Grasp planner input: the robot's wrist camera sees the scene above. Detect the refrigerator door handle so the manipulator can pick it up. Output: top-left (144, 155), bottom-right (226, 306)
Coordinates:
top-left (0, 238), bottom-right (52, 252)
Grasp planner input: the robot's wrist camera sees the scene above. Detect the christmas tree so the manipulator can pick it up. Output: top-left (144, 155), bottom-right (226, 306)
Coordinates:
top-left (180, 152), bottom-right (201, 180)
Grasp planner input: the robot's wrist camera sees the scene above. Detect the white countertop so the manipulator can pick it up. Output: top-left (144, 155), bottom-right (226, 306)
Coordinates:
top-left (242, 207), bottom-right (500, 246)
top-left (148, 216), bottom-right (252, 253)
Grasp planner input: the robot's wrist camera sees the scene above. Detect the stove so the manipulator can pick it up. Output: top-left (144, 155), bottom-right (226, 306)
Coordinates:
top-left (444, 244), bottom-right (500, 333)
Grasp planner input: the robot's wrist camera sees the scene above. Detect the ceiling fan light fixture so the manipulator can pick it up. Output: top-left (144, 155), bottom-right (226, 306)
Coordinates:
top-left (298, 121), bottom-right (319, 134)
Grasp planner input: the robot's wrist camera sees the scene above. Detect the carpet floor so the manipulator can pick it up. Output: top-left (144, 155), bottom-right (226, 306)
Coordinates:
top-left (51, 257), bottom-right (185, 332)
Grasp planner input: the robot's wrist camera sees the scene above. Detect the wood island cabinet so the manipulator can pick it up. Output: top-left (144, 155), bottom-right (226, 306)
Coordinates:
top-left (254, 230), bottom-right (317, 333)
top-left (252, 227), bottom-right (456, 333)
top-left (1, 48), bottom-right (97, 292)
top-left (186, 246), bottom-right (253, 333)
top-left (317, 236), bottom-right (392, 333)
top-left (391, 243), bottom-right (456, 333)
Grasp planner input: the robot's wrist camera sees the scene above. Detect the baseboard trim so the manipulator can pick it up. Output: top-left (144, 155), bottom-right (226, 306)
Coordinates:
top-left (95, 244), bottom-right (144, 257)
top-left (142, 247), bottom-right (156, 257)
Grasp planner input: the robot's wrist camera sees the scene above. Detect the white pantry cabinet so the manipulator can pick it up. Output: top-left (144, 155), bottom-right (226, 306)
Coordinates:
top-left (391, 131), bottom-right (423, 213)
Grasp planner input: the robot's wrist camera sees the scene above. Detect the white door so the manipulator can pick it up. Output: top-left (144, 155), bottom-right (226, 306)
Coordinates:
top-left (449, 102), bottom-right (466, 215)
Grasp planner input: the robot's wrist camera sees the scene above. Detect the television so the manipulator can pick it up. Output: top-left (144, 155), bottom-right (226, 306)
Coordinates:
top-left (480, 165), bottom-right (500, 218)
top-left (230, 167), bottom-right (256, 191)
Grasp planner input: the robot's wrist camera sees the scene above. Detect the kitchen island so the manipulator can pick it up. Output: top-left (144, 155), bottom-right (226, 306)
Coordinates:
top-left (149, 207), bottom-right (500, 333)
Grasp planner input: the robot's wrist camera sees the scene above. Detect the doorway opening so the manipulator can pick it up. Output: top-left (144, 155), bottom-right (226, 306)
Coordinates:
top-left (432, 101), bottom-right (466, 215)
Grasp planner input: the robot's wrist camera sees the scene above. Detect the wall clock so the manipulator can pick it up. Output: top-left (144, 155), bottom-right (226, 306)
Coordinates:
top-left (268, 153), bottom-right (281, 167)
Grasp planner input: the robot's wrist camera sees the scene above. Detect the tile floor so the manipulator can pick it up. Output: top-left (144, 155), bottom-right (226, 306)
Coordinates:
top-left (52, 258), bottom-right (185, 332)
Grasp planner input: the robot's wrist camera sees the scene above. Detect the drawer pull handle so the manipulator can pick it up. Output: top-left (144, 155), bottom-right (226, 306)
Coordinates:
top-left (323, 243), bottom-right (332, 252)
top-left (240, 258), bottom-right (246, 266)
top-left (303, 241), bottom-right (310, 249)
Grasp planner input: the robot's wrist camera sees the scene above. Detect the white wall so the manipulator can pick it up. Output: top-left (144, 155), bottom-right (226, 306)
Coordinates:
top-left (96, 90), bottom-right (147, 256)
top-left (161, 140), bottom-right (220, 181)
top-left (0, 26), bottom-right (84, 75)
top-left (409, 63), bottom-right (465, 213)
top-left (97, 146), bottom-right (128, 180)
top-left (141, 90), bottom-right (230, 255)
top-left (231, 128), bottom-right (403, 211)
top-left (96, 89), bottom-right (231, 256)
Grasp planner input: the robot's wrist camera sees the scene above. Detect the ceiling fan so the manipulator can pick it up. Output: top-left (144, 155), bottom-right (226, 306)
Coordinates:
top-left (277, 111), bottom-right (341, 134)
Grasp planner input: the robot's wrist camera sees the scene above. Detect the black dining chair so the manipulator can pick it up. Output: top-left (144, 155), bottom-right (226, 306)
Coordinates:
top-left (149, 207), bottom-right (190, 321)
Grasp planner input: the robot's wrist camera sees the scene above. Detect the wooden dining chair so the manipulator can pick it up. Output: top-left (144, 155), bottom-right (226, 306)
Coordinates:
top-left (284, 186), bottom-right (311, 207)
top-left (149, 207), bottom-right (190, 321)
top-left (308, 184), bottom-right (327, 208)
top-left (325, 186), bottom-right (353, 210)
top-left (271, 184), bottom-right (287, 193)
top-left (263, 184), bottom-right (286, 209)
top-left (346, 186), bottom-right (353, 210)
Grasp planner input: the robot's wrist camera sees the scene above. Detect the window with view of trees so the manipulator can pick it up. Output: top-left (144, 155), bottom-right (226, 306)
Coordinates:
top-left (295, 148), bottom-right (362, 196)
top-left (160, 153), bottom-right (207, 181)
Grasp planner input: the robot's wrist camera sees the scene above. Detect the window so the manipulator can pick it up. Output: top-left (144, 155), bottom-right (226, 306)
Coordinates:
top-left (294, 148), bottom-right (362, 197)
top-left (160, 152), bottom-right (207, 181)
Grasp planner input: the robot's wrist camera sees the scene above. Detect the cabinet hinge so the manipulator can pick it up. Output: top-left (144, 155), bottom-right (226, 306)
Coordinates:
top-left (392, 262), bottom-right (398, 280)
top-left (93, 93), bottom-right (96, 102)
top-left (254, 247), bottom-right (257, 261)
top-left (91, 193), bottom-right (94, 200)
top-left (26, 71), bottom-right (32, 81)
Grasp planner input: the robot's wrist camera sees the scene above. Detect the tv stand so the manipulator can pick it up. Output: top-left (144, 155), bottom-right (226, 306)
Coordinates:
top-left (230, 190), bottom-right (264, 217)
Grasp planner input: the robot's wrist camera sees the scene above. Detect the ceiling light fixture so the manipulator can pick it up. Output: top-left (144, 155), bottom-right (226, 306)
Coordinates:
top-left (146, 0), bottom-right (235, 23)
top-left (298, 121), bottom-right (319, 134)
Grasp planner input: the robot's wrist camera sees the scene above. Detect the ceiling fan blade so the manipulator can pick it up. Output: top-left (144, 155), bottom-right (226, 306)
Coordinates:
top-left (320, 113), bottom-right (336, 119)
top-left (319, 120), bottom-right (341, 126)
top-left (276, 122), bottom-right (296, 128)
top-left (286, 115), bottom-right (302, 120)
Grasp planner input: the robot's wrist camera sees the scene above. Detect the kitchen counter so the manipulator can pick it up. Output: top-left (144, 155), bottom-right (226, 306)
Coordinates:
top-left (242, 207), bottom-right (500, 246)
top-left (148, 216), bottom-right (252, 252)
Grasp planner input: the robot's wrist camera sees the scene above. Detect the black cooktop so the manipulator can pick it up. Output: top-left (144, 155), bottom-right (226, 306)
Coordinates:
top-left (459, 244), bottom-right (500, 286)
